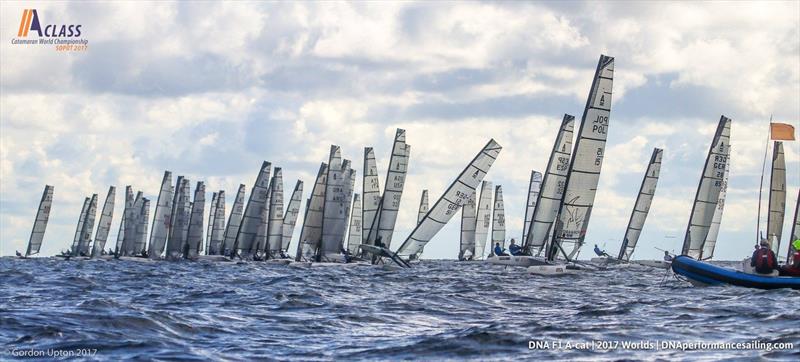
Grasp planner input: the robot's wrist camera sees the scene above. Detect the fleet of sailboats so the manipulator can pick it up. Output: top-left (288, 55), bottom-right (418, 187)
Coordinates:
top-left (13, 54), bottom-right (799, 290)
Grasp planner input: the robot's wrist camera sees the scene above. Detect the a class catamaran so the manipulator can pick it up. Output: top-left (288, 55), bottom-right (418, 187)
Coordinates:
top-left (395, 139), bottom-right (502, 260)
top-left (590, 148), bottom-right (663, 266)
top-left (18, 185), bottom-right (53, 258)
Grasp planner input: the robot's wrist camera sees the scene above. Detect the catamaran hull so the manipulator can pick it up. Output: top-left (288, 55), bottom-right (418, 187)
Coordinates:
top-left (527, 264), bottom-right (578, 276)
top-left (195, 255), bottom-right (233, 262)
top-left (633, 260), bottom-right (671, 269)
top-left (117, 256), bottom-right (156, 263)
top-left (671, 255), bottom-right (799, 290)
top-left (485, 255), bottom-right (550, 267)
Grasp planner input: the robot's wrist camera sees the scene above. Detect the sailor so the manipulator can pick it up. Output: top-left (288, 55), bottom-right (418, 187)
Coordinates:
top-left (779, 239), bottom-right (800, 276)
top-left (508, 239), bottom-right (523, 256)
top-left (494, 242), bottom-right (508, 256)
top-left (750, 240), bottom-right (778, 274)
top-left (15, 250), bottom-right (22, 257)
top-left (372, 237), bottom-right (385, 264)
top-left (594, 244), bottom-right (608, 257)
top-left (663, 251), bottom-right (673, 262)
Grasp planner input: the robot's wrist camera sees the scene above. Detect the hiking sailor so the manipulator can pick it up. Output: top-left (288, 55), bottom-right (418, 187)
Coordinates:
top-left (750, 239), bottom-right (778, 275)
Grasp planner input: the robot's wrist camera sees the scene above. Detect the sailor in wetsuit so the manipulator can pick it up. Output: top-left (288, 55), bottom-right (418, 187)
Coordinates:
top-left (494, 242), bottom-right (508, 256)
top-left (594, 244), bottom-right (609, 257)
top-left (508, 239), bottom-right (523, 256)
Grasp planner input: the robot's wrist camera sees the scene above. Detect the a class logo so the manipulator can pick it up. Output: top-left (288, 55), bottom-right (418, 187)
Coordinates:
top-left (12, 9), bottom-right (89, 51)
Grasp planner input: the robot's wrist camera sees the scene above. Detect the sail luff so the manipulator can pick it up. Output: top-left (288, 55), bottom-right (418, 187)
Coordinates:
top-left (681, 116), bottom-right (732, 259)
top-left (267, 168), bottom-right (285, 254)
top-left (617, 148), bottom-right (663, 261)
top-left (362, 147), bottom-right (382, 245)
top-left (491, 185), bottom-right (506, 252)
top-left (702, 157), bottom-right (729, 261)
top-left (222, 184), bottom-right (246, 255)
top-left (91, 186), bottom-right (116, 257)
top-left (26, 185), bottom-right (53, 256)
top-left (766, 141), bottom-right (786, 256)
top-left (347, 193), bottom-right (362, 255)
top-left (523, 115), bottom-right (575, 254)
top-left (521, 171), bottom-right (542, 245)
top-left (148, 171), bottom-right (173, 258)
top-left (459, 189), bottom-right (477, 260)
top-left (474, 181), bottom-right (493, 259)
top-left (397, 139), bottom-right (502, 258)
top-left (296, 163), bottom-right (327, 261)
top-left (549, 55), bottom-right (615, 261)
top-left (281, 180), bottom-right (304, 253)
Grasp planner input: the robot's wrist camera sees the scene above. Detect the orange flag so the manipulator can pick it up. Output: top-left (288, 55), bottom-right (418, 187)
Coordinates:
top-left (770, 123), bottom-right (796, 141)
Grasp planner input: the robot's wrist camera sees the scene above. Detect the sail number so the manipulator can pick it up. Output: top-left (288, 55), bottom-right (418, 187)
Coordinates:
top-left (593, 115), bottom-right (608, 135)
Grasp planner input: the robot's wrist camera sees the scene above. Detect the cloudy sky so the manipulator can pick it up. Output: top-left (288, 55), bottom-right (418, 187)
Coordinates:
top-left (1, 1), bottom-right (798, 260)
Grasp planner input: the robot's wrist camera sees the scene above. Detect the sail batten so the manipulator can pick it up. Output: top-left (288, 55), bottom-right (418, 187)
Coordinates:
top-left (681, 116), bottom-right (732, 259)
top-left (396, 139), bottom-right (501, 258)
top-left (617, 148), bottom-right (663, 261)
top-left (25, 185), bottom-right (54, 256)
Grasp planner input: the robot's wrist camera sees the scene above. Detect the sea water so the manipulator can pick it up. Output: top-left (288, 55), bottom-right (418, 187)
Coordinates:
top-left (1, 258), bottom-right (798, 360)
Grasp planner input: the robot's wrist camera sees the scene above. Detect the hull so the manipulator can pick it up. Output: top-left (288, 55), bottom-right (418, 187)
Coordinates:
top-left (528, 264), bottom-right (578, 276)
top-left (195, 255), bottom-right (233, 262)
top-left (633, 259), bottom-right (671, 269)
top-left (671, 255), bottom-right (799, 290)
top-left (485, 255), bottom-right (550, 267)
top-left (117, 256), bottom-right (156, 263)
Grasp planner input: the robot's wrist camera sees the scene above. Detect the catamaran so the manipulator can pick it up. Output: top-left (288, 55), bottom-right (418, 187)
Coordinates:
top-left (393, 139), bottom-right (502, 262)
top-left (18, 185), bottom-right (53, 258)
top-left (487, 114), bottom-right (574, 267)
top-left (529, 54), bottom-right (615, 275)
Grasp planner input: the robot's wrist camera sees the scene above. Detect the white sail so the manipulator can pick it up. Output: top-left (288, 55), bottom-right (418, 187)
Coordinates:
top-left (521, 171), bottom-right (542, 245)
top-left (702, 157), bottom-right (729, 261)
top-left (491, 185), bottom-right (506, 252)
top-left (281, 181), bottom-right (304, 253)
top-left (474, 181), bottom-right (493, 259)
top-left (114, 195), bottom-right (127, 254)
top-left (766, 141), bottom-right (786, 256)
top-left (362, 147), bottom-right (382, 245)
top-left (167, 181), bottom-right (191, 258)
top-left (148, 171), bottom-right (173, 258)
top-left (397, 139), bottom-right (502, 258)
top-left (347, 193), bottom-right (362, 255)
top-left (26, 185), bottom-right (54, 256)
top-left (254, 181), bottom-right (271, 257)
top-left (459, 189), bottom-right (477, 260)
top-left (209, 190), bottom-right (226, 255)
top-left (787, 190), bottom-right (799, 261)
top-left (77, 194), bottom-right (98, 256)
top-left (267, 168), bottom-right (285, 254)
top-left (550, 55), bottom-right (615, 261)
top-left (681, 115), bottom-right (731, 259)
top-left (367, 129), bottom-right (410, 249)
top-left (321, 147), bottom-right (349, 258)
top-left (234, 161), bottom-right (271, 258)
top-left (523, 115), bottom-right (575, 255)
top-left (206, 191), bottom-right (217, 254)
top-left (296, 163), bottom-right (328, 261)
top-left (617, 148), bottom-right (663, 261)
top-left (186, 181), bottom-right (206, 258)
top-left (417, 190), bottom-right (429, 225)
top-left (91, 186), bottom-right (116, 257)
top-left (222, 185), bottom-right (245, 255)
top-left (136, 198), bottom-right (150, 255)
top-left (71, 197), bottom-right (90, 254)
top-left (127, 192), bottom-right (144, 255)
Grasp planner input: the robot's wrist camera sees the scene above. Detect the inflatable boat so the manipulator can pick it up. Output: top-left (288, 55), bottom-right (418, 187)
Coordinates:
top-left (671, 255), bottom-right (800, 290)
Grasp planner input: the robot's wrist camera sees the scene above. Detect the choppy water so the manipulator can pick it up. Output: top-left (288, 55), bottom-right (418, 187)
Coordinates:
top-left (1, 258), bottom-right (798, 361)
